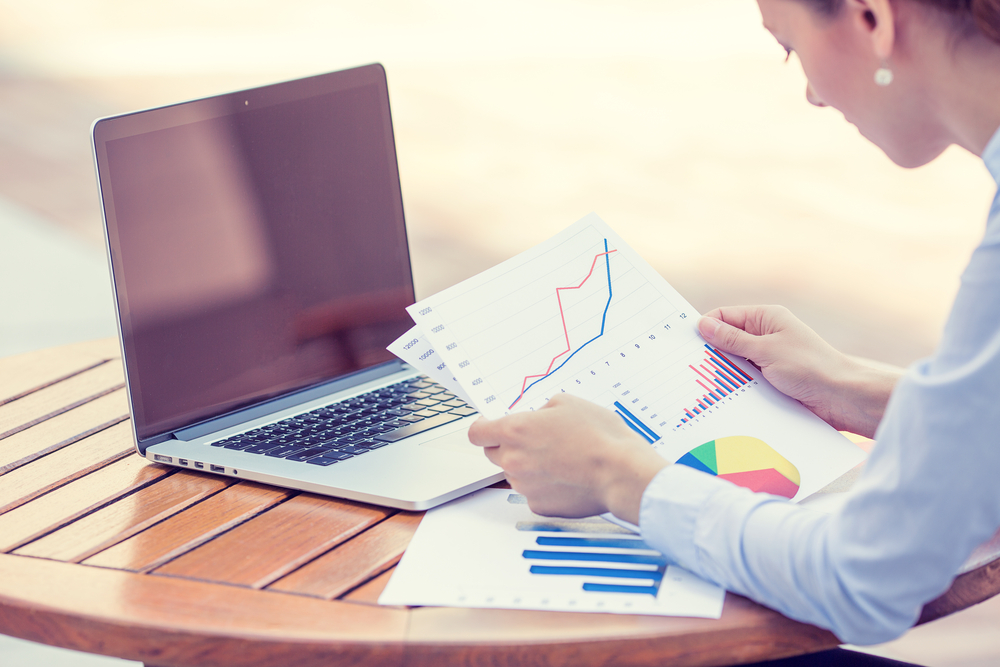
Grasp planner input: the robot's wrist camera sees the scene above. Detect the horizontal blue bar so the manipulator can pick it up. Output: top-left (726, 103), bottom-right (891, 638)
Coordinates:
top-left (613, 401), bottom-right (660, 442)
top-left (530, 565), bottom-right (663, 580)
top-left (617, 411), bottom-right (654, 444)
top-left (523, 550), bottom-right (667, 566)
top-left (536, 536), bottom-right (652, 550)
top-left (583, 582), bottom-right (660, 596)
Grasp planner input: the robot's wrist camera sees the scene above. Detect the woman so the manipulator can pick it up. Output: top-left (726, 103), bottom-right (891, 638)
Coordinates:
top-left (469, 0), bottom-right (1000, 659)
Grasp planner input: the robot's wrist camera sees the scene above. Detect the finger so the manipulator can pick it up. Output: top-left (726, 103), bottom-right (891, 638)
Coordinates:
top-left (467, 416), bottom-right (502, 448)
top-left (698, 314), bottom-right (763, 360)
top-left (482, 443), bottom-right (504, 467)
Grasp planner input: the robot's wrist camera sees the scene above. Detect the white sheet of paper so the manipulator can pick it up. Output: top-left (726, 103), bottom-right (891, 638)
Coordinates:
top-left (386, 325), bottom-right (473, 403)
top-left (379, 488), bottom-right (726, 618)
top-left (403, 213), bottom-right (866, 502)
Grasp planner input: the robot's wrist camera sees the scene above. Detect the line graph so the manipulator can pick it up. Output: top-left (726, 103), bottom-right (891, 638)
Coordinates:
top-left (509, 241), bottom-right (617, 408)
top-left (406, 214), bottom-right (692, 419)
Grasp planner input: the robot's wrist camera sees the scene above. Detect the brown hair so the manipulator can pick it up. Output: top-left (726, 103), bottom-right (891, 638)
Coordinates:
top-left (800, 0), bottom-right (1000, 43)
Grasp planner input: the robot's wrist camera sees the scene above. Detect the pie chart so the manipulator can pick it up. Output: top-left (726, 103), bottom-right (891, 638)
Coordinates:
top-left (675, 436), bottom-right (801, 499)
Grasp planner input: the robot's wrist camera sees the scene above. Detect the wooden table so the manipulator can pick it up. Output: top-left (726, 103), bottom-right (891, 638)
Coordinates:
top-left (2, 339), bottom-right (999, 667)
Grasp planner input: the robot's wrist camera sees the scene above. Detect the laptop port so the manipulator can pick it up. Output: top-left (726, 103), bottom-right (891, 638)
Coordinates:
top-left (194, 462), bottom-right (205, 469)
top-left (153, 454), bottom-right (172, 464)
top-left (210, 464), bottom-right (225, 473)
top-left (178, 459), bottom-right (189, 466)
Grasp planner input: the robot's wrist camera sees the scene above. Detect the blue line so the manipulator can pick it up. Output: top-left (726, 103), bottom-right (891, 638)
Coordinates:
top-left (706, 344), bottom-right (753, 383)
top-left (583, 582), bottom-right (660, 596)
top-left (510, 240), bottom-right (615, 408)
top-left (536, 536), bottom-right (652, 549)
top-left (523, 550), bottom-right (667, 565)
top-left (530, 565), bottom-right (663, 580)
top-left (709, 360), bottom-right (743, 387)
top-left (613, 402), bottom-right (660, 441)
top-left (617, 411), bottom-right (654, 444)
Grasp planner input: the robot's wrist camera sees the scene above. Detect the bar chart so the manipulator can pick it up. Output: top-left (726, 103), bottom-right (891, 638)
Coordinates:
top-left (379, 488), bottom-right (727, 617)
top-left (677, 344), bottom-right (754, 427)
top-left (518, 518), bottom-right (666, 597)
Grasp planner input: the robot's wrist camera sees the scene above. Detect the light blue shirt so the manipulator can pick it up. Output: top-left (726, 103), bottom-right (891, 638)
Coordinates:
top-left (639, 125), bottom-right (1000, 645)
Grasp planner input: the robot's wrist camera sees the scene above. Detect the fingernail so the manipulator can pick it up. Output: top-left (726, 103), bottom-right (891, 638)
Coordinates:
top-left (698, 316), bottom-right (721, 340)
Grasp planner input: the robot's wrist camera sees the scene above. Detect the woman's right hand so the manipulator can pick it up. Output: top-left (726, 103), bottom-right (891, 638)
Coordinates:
top-left (698, 305), bottom-right (900, 439)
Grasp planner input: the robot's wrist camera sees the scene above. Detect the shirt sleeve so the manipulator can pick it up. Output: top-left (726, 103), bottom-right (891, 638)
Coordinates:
top-left (639, 185), bottom-right (1000, 646)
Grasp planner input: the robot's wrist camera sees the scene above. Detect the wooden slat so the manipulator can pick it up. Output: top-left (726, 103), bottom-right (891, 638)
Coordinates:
top-left (0, 338), bottom-right (119, 406)
top-left (269, 512), bottom-right (422, 600)
top-left (401, 594), bottom-right (839, 667)
top-left (0, 421), bottom-right (133, 515)
top-left (0, 360), bottom-right (124, 439)
top-left (83, 481), bottom-right (290, 573)
top-left (15, 470), bottom-right (231, 563)
top-left (918, 557), bottom-right (1000, 625)
top-left (0, 554), bottom-right (407, 667)
top-left (341, 567), bottom-right (397, 606)
top-left (154, 493), bottom-right (392, 589)
top-left (0, 454), bottom-right (168, 552)
top-left (0, 388), bottom-right (128, 474)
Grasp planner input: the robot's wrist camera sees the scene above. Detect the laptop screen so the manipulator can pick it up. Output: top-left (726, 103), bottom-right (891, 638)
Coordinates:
top-left (93, 65), bottom-right (415, 442)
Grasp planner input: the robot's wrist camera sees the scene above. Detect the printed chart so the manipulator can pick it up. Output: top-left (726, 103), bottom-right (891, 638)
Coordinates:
top-left (407, 214), bottom-right (699, 419)
top-left (379, 488), bottom-right (726, 617)
top-left (676, 436), bottom-right (801, 499)
top-left (393, 213), bottom-right (867, 503)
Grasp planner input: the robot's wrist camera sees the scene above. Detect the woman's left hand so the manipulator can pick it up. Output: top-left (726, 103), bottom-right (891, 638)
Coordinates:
top-left (467, 393), bottom-right (669, 524)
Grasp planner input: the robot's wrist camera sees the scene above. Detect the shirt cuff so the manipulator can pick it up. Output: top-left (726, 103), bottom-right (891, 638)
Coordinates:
top-left (639, 463), bottom-right (737, 571)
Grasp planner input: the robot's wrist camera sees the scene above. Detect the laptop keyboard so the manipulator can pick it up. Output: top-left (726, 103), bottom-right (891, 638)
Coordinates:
top-left (208, 376), bottom-right (478, 467)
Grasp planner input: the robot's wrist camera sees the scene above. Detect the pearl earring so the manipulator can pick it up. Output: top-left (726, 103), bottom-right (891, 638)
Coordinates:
top-left (874, 61), bottom-right (894, 87)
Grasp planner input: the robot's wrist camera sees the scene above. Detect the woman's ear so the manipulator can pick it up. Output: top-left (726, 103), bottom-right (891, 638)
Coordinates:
top-left (844, 0), bottom-right (897, 60)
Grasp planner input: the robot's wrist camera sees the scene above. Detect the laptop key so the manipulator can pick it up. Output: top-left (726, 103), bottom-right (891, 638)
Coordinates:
top-left (450, 406), bottom-right (479, 417)
top-left (265, 445), bottom-right (308, 458)
top-left (427, 404), bottom-right (453, 414)
top-left (286, 447), bottom-right (331, 462)
top-left (413, 409), bottom-right (438, 418)
top-left (414, 398), bottom-right (441, 407)
top-left (306, 456), bottom-right (340, 466)
top-left (398, 415), bottom-right (425, 423)
top-left (374, 412), bottom-right (463, 443)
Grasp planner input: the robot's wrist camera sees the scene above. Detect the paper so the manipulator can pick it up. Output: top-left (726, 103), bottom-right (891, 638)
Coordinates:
top-left (379, 488), bottom-right (726, 617)
top-left (386, 325), bottom-right (472, 403)
top-left (390, 213), bottom-right (866, 503)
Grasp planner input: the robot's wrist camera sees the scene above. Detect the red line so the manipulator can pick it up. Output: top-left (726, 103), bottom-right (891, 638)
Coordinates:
top-left (696, 379), bottom-right (713, 394)
top-left (509, 249), bottom-right (618, 408)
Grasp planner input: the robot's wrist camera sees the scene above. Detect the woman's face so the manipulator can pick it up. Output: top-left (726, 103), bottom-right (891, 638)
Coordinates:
top-left (756, 0), bottom-right (948, 168)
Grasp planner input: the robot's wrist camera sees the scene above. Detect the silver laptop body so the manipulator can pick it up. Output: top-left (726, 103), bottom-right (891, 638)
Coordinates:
top-left (91, 64), bottom-right (502, 510)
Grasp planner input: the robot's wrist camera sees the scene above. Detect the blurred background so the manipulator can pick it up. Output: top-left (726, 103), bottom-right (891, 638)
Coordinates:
top-left (0, 0), bottom-right (998, 665)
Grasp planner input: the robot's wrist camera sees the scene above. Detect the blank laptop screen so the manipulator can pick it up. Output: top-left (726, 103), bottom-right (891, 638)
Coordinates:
top-left (94, 65), bottom-right (414, 442)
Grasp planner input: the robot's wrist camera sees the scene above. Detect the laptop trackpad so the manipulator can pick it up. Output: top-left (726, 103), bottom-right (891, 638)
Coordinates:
top-left (420, 424), bottom-right (482, 456)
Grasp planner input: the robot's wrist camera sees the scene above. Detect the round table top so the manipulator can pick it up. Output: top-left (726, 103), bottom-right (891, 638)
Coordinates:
top-left (1, 338), bottom-right (998, 667)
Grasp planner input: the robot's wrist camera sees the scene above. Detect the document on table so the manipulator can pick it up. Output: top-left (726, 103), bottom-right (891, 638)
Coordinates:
top-left (383, 212), bottom-right (867, 616)
top-left (379, 488), bottom-right (726, 617)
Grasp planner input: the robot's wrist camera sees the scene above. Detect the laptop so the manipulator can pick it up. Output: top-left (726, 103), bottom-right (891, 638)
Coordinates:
top-left (91, 63), bottom-right (503, 510)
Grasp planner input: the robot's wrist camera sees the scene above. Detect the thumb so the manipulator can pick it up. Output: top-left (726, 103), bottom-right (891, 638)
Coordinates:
top-left (698, 316), bottom-right (761, 359)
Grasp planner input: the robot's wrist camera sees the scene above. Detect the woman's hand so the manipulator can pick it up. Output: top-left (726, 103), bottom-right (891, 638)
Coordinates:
top-left (698, 305), bottom-right (900, 438)
top-left (468, 393), bottom-right (668, 524)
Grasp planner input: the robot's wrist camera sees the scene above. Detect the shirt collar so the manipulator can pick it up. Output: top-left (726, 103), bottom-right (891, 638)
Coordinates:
top-left (983, 123), bottom-right (1000, 185)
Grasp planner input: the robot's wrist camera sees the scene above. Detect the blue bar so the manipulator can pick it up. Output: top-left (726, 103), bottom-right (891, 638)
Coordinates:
top-left (617, 411), bottom-right (654, 444)
top-left (709, 391), bottom-right (720, 401)
top-left (583, 582), bottom-right (660, 596)
top-left (614, 402), bottom-right (660, 442)
top-left (536, 536), bottom-right (652, 549)
top-left (523, 550), bottom-right (667, 566)
top-left (710, 363), bottom-right (742, 389)
top-left (529, 565), bottom-right (663, 580)
top-left (697, 400), bottom-right (707, 410)
top-left (713, 376), bottom-right (732, 393)
top-left (706, 344), bottom-right (753, 383)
